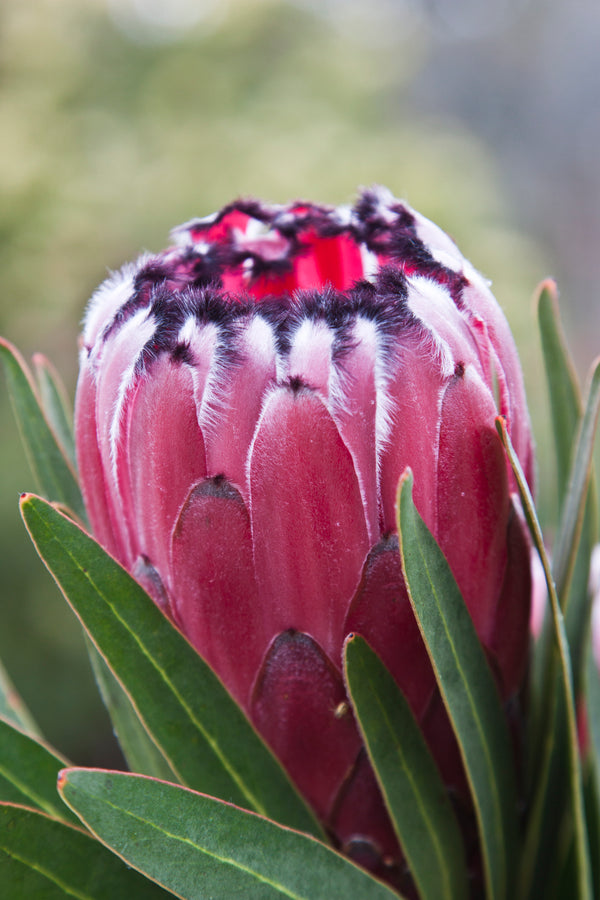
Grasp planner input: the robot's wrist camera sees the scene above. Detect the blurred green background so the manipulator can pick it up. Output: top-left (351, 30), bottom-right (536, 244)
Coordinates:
top-left (1, 0), bottom-right (597, 763)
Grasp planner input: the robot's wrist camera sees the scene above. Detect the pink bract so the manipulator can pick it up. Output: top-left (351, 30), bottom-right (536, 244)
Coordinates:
top-left (76, 186), bottom-right (534, 889)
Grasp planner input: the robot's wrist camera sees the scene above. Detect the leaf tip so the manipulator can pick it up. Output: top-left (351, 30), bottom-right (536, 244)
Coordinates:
top-left (396, 466), bottom-right (413, 505)
top-left (57, 769), bottom-right (69, 793)
top-left (19, 491), bottom-right (36, 508)
top-left (0, 334), bottom-right (15, 353)
top-left (31, 352), bottom-right (47, 367)
top-left (494, 414), bottom-right (508, 442)
top-left (589, 354), bottom-right (600, 380)
top-left (535, 276), bottom-right (558, 304)
top-left (343, 632), bottom-right (362, 662)
top-left (537, 276), bottom-right (558, 293)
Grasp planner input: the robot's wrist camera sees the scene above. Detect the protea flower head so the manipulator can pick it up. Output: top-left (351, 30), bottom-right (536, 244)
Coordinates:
top-left (76, 186), bottom-right (534, 888)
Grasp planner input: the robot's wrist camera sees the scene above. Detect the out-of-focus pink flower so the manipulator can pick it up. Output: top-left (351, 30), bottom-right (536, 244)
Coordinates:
top-left (75, 187), bottom-right (533, 886)
top-left (530, 551), bottom-right (548, 639)
top-left (590, 545), bottom-right (600, 671)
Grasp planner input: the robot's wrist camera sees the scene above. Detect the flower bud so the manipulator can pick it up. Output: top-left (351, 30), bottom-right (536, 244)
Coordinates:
top-left (76, 187), bottom-right (533, 886)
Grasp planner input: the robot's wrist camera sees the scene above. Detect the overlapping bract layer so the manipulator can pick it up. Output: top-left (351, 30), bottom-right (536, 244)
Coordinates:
top-left (76, 187), bottom-right (533, 885)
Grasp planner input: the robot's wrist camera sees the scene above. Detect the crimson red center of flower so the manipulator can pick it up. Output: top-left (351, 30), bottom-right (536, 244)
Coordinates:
top-left (183, 204), bottom-right (368, 299)
top-left (166, 194), bottom-right (468, 307)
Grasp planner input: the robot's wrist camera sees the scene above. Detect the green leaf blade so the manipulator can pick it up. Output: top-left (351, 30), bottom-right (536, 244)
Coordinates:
top-left (552, 359), bottom-right (600, 606)
top-left (0, 802), bottom-right (170, 899)
top-left (0, 716), bottom-right (79, 825)
top-left (533, 281), bottom-right (597, 704)
top-left (587, 643), bottom-right (600, 780)
top-left (585, 644), bottom-right (600, 899)
top-left (20, 493), bottom-right (323, 840)
top-left (0, 337), bottom-right (85, 520)
top-left (32, 352), bottom-right (77, 468)
top-left (58, 769), bottom-right (402, 900)
top-left (396, 469), bottom-right (517, 900)
top-left (344, 635), bottom-right (468, 900)
top-left (87, 640), bottom-right (177, 782)
top-left (0, 658), bottom-right (39, 736)
top-left (496, 417), bottom-right (593, 900)
top-left (536, 281), bottom-right (599, 699)
top-left (537, 279), bottom-right (582, 499)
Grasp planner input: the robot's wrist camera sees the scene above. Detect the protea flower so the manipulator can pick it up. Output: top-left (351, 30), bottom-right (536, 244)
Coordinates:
top-left (75, 187), bottom-right (533, 888)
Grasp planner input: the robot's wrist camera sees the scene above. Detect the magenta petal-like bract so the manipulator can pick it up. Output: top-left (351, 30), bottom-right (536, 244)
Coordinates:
top-left (251, 630), bottom-right (362, 822)
top-left (170, 477), bottom-right (264, 707)
top-left (75, 187), bottom-right (534, 886)
top-left (249, 385), bottom-right (370, 663)
top-left (126, 357), bottom-right (207, 595)
top-left (344, 536), bottom-right (435, 721)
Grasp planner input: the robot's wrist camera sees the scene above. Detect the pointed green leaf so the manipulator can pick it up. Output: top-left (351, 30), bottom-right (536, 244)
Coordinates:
top-left (20, 493), bottom-right (324, 841)
top-left (0, 716), bottom-right (79, 825)
top-left (587, 644), bottom-right (600, 777)
top-left (0, 803), bottom-right (170, 898)
top-left (586, 637), bottom-right (600, 898)
top-left (564, 493), bottom-right (597, 692)
top-left (536, 282), bottom-right (598, 691)
top-left (550, 820), bottom-right (579, 900)
top-left (537, 279), bottom-right (582, 501)
top-left (552, 359), bottom-right (600, 606)
top-left (87, 640), bottom-right (177, 782)
top-left (32, 352), bottom-right (76, 467)
top-left (58, 769), bottom-right (402, 900)
top-left (496, 417), bottom-right (593, 900)
top-left (583, 761), bottom-right (600, 900)
top-left (396, 469), bottom-right (517, 900)
top-left (344, 635), bottom-right (468, 900)
top-left (530, 285), bottom-right (597, 811)
top-left (520, 680), bottom-right (572, 898)
top-left (0, 658), bottom-right (39, 736)
top-left (0, 337), bottom-right (85, 520)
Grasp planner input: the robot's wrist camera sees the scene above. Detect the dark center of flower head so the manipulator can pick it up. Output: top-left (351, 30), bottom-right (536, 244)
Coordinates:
top-left (169, 187), bottom-right (467, 302)
top-left (87, 187), bottom-right (469, 386)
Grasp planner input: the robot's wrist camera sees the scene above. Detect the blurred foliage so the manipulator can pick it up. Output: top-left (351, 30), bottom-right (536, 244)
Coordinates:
top-left (0, 0), bottom-right (555, 761)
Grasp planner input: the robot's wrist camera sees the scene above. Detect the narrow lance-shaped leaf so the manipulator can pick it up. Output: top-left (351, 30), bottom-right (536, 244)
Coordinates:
top-left (396, 468), bottom-right (517, 900)
top-left (0, 802), bottom-right (170, 899)
top-left (32, 352), bottom-right (76, 468)
top-left (562, 492), bottom-right (597, 695)
top-left (0, 657), bottom-right (39, 736)
top-left (536, 284), bottom-right (598, 685)
top-left (551, 358), bottom-right (600, 606)
top-left (344, 634), bottom-right (468, 900)
top-left (0, 716), bottom-right (80, 825)
top-left (59, 768), bottom-right (403, 900)
top-left (530, 282), bottom-right (596, 800)
top-left (520, 682), bottom-right (570, 899)
top-left (87, 638), bottom-right (177, 782)
top-left (20, 493), bottom-right (324, 840)
top-left (584, 766), bottom-right (600, 900)
top-left (587, 644), bottom-right (600, 785)
top-left (0, 337), bottom-right (85, 520)
top-left (585, 644), bottom-right (600, 899)
top-left (537, 279), bottom-right (582, 500)
top-left (496, 417), bottom-right (593, 900)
